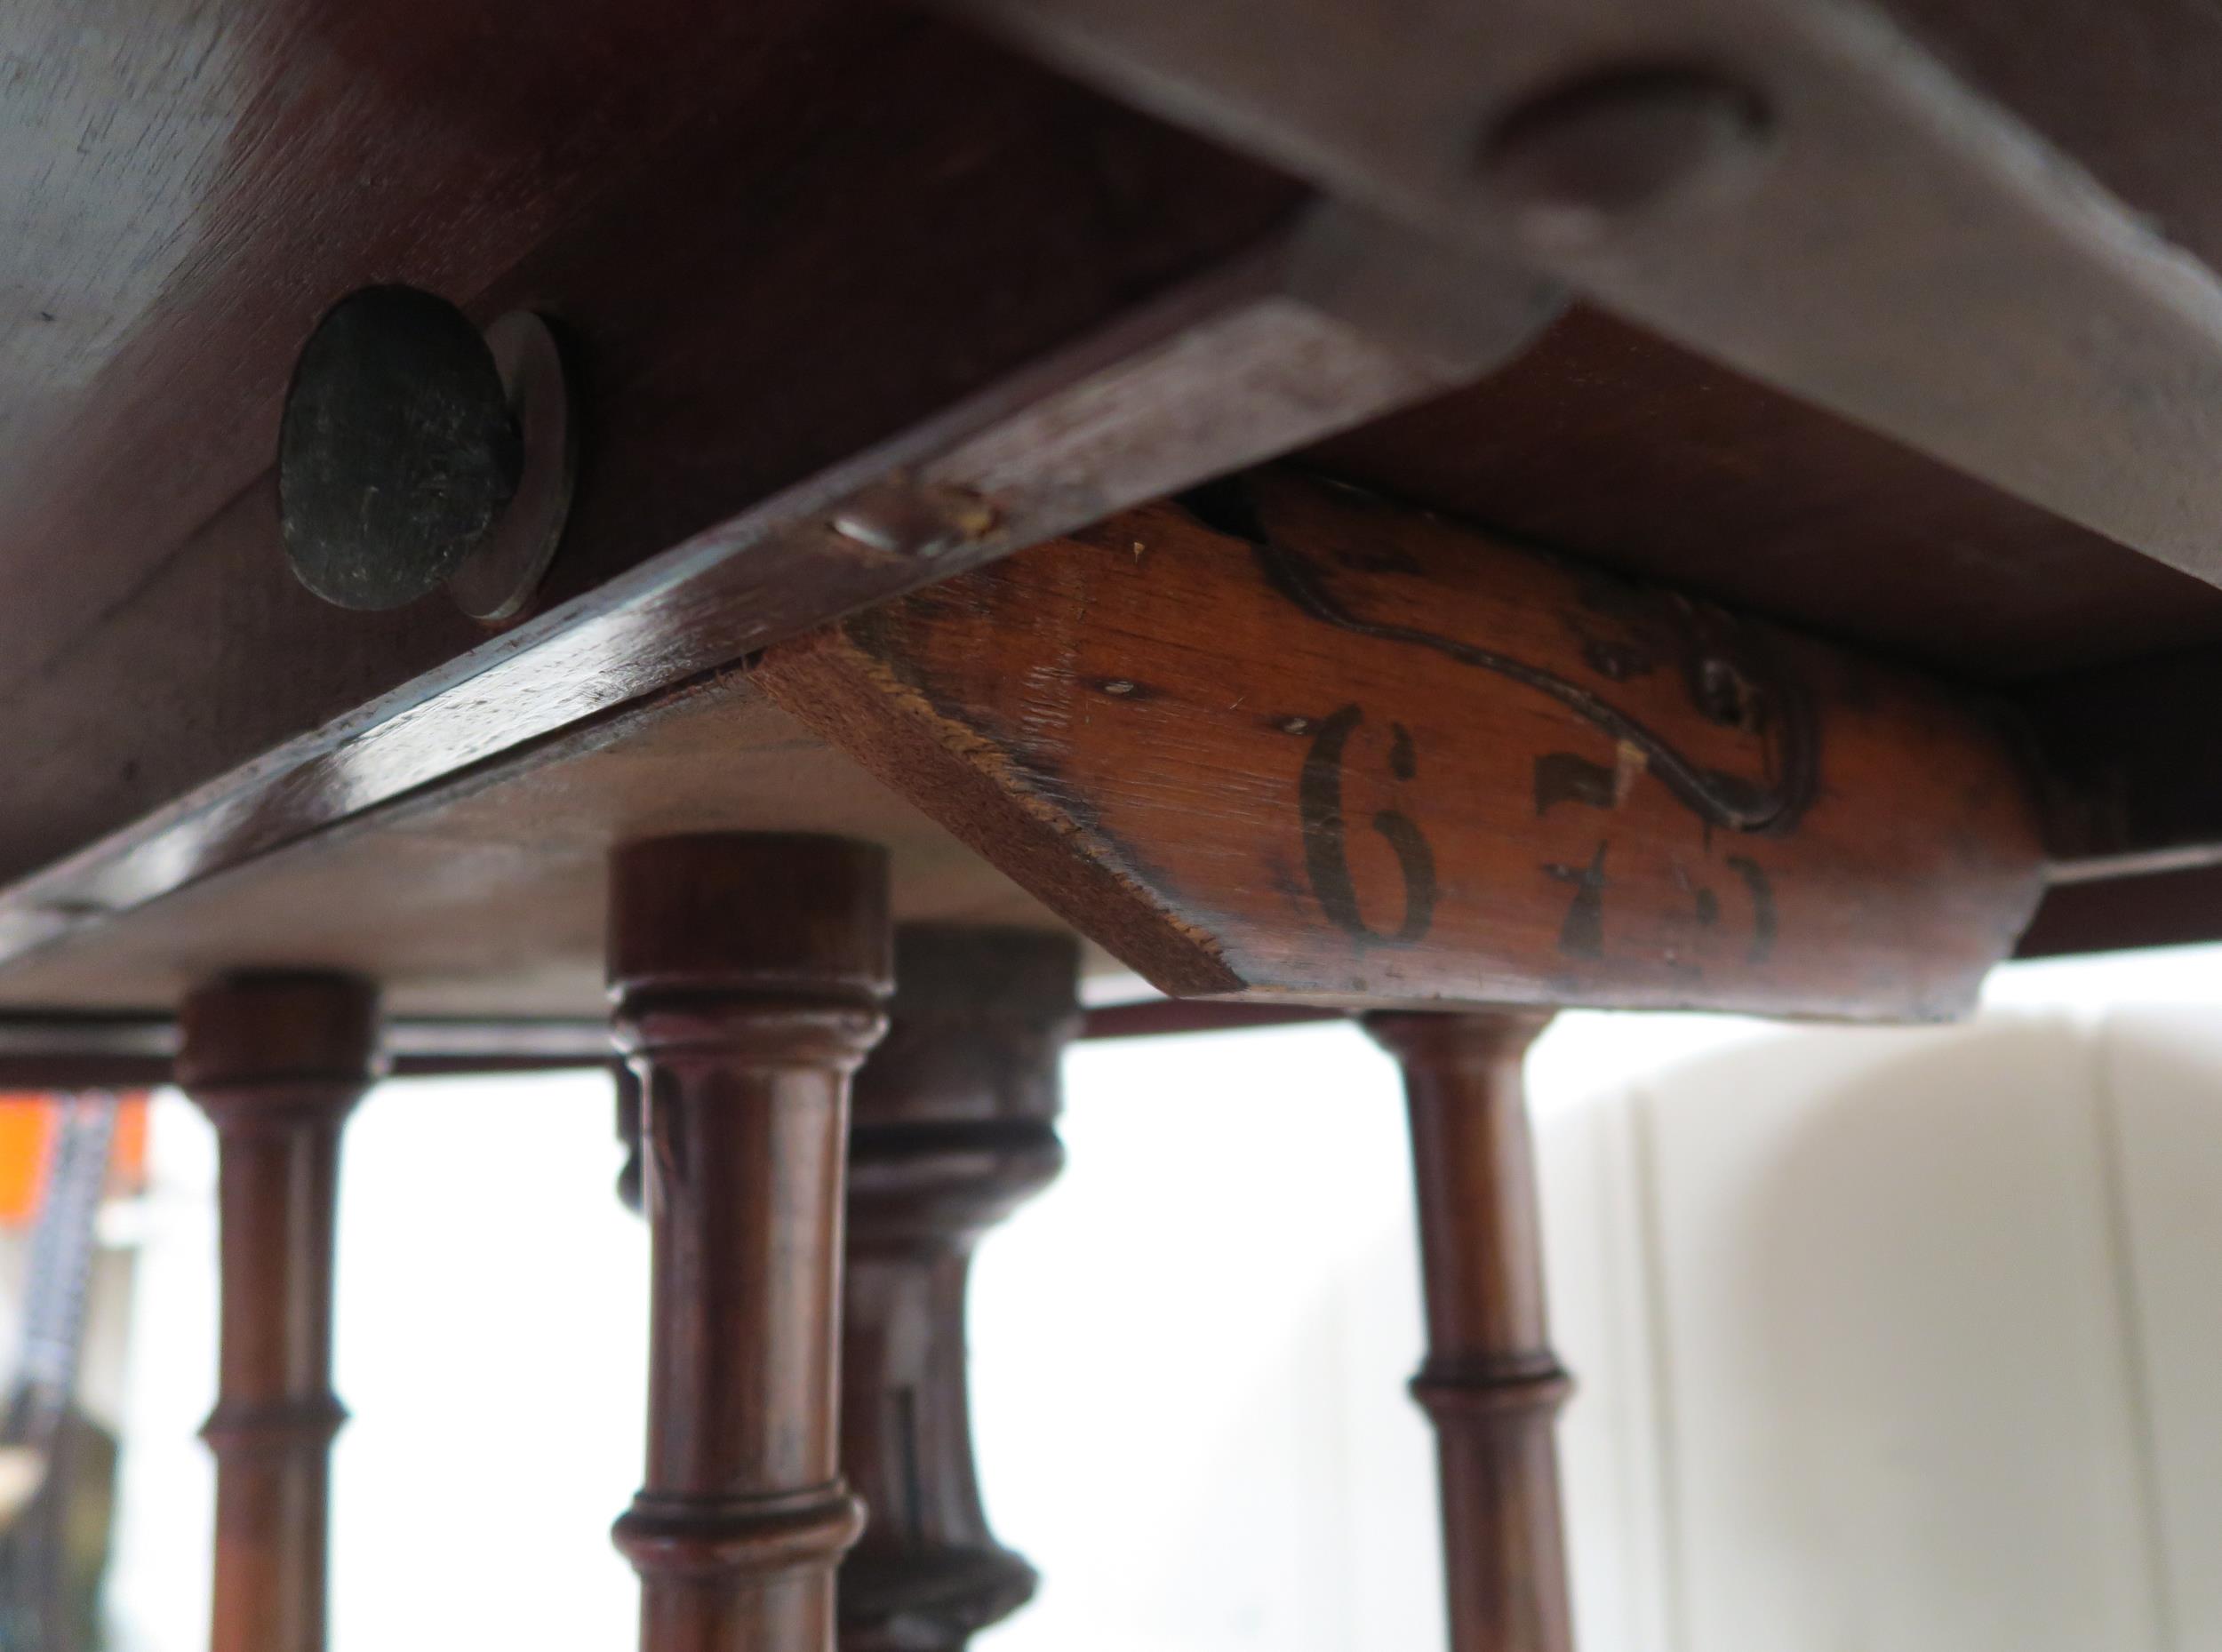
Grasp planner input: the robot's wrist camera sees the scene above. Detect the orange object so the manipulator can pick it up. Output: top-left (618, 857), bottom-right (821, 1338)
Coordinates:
top-left (0, 1095), bottom-right (151, 1227)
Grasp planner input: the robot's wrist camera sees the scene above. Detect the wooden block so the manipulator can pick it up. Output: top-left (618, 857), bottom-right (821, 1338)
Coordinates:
top-left (758, 472), bottom-right (2044, 1018)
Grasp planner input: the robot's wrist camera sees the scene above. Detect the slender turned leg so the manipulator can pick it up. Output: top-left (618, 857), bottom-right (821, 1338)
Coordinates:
top-left (177, 973), bottom-right (380, 1652)
top-left (1363, 1010), bottom-right (1572, 1652)
top-left (608, 834), bottom-right (892, 1652)
top-left (840, 928), bottom-right (1081, 1652)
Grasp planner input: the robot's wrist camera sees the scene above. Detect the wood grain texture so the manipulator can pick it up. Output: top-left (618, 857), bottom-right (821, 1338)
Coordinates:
top-left (0, 0), bottom-right (807, 688)
top-left (176, 974), bottom-right (380, 1652)
top-left (758, 471), bottom-right (2046, 1018)
top-left (0, 674), bottom-right (1075, 1021)
top-left (609, 835), bottom-right (891, 1652)
top-left (0, 0), bottom-right (1300, 883)
top-left (0, 196), bottom-right (1561, 981)
top-left (0, 0), bottom-right (1591, 978)
top-left (1366, 1010), bottom-right (1572, 1652)
top-left (943, 0), bottom-right (2222, 593)
top-left (1306, 308), bottom-right (2222, 684)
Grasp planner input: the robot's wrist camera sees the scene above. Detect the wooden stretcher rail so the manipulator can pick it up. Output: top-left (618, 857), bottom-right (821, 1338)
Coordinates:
top-left (2015, 643), bottom-right (2222, 874)
top-left (0, 1015), bottom-right (613, 1089)
top-left (2016, 865), bottom-right (2222, 960)
top-left (0, 1002), bottom-right (1364, 1089)
top-left (0, 209), bottom-right (1552, 984)
top-left (758, 470), bottom-right (2047, 1020)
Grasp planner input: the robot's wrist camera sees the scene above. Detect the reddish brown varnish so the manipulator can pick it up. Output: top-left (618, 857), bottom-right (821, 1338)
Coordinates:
top-left (609, 834), bottom-right (891, 1652)
top-left (1365, 1010), bottom-right (1571, 1652)
top-left (176, 973), bottom-right (381, 1652)
top-left (841, 928), bottom-right (1082, 1651)
top-left (759, 468), bottom-right (2045, 1019)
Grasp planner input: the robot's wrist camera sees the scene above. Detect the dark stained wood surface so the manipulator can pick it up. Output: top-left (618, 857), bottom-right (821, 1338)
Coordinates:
top-left (610, 835), bottom-right (891, 1652)
top-left (176, 975), bottom-right (380, 1652)
top-left (0, 201), bottom-right (1561, 978)
top-left (1306, 308), bottom-right (2222, 682)
top-left (9, 0), bottom-right (2222, 1001)
top-left (1995, 633), bottom-right (2222, 952)
top-left (840, 929), bottom-right (1081, 1652)
top-left (758, 471), bottom-right (2047, 1018)
top-left (2, 0), bottom-right (828, 686)
top-left (1077, 1000), bottom-right (1347, 1040)
top-left (1873, 0), bottom-right (2222, 280)
top-left (2017, 865), bottom-right (2222, 961)
top-left (2013, 643), bottom-right (2222, 870)
top-left (1889, 0), bottom-right (2222, 945)
top-left (12, 0), bottom-right (2222, 996)
top-left (0, 1015), bottom-right (615, 1091)
top-left (0, 1000), bottom-right (1338, 1090)
top-left (942, 0), bottom-right (2222, 594)
top-left (1365, 1010), bottom-right (1572, 1652)
top-left (0, 0), bottom-right (1303, 910)
top-left (0, 674), bottom-right (1076, 1021)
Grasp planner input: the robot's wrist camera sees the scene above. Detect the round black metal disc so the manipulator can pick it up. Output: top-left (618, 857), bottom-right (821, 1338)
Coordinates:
top-left (277, 285), bottom-right (522, 611)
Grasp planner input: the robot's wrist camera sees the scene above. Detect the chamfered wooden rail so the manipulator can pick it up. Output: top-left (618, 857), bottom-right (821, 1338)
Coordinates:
top-left (608, 834), bottom-right (892, 1652)
top-left (938, 0), bottom-right (2222, 596)
top-left (840, 926), bottom-right (1083, 1651)
top-left (175, 972), bottom-right (381, 1652)
top-left (759, 467), bottom-right (2045, 1019)
top-left (1365, 1009), bottom-right (1571, 1652)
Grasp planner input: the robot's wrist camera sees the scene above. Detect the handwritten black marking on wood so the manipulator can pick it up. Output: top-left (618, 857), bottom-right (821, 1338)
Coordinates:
top-left (1300, 705), bottom-right (1438, 946)
top-left (1546, 842), bottom-right (1612, 960)
top-left (1255, 524), bottom-right (1818, 835)
top-left (757, 470), bottom-right (2045, 1018)
top-left (1726, 856), bottom-right (1778, 963)
top-left (1535, 753), bottom-right (1619, 815)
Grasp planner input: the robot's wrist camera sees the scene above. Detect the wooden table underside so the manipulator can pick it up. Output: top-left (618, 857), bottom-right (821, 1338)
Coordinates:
top-left (12, 18), bottom-right (2219, 1652)
top-left (6, 0), bottom-right (2222, 1057)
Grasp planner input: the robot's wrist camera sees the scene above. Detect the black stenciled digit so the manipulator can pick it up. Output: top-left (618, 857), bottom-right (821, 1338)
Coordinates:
top-left (1299, 704), bottom-right (1437, 945)
top-left (1546, 840), bottom-right (1611, 960)
top-left (1725, 855), bottom-right (1777, 963)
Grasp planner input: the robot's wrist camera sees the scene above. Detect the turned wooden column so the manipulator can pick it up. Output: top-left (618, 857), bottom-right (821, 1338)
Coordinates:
top-left (1363, 1010), bottom-right (1571, 1652)
top-left (840, 928), bottom-right (1080, 1652)
top-left (177, 972), bottom-right (381, 1652)
top-left (609, 834), bottom-right (892, 1652)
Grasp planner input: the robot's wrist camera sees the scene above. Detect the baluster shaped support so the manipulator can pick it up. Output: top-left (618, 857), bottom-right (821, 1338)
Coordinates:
top-left (840, 928), bottom-right (1080, 1652)
top-left (608, 834), bottom-right (891, 1652)
top-left (1364, 1010), bottom-right (1572, 1652)
top-left (178, 972), bottom-right (380, 1652)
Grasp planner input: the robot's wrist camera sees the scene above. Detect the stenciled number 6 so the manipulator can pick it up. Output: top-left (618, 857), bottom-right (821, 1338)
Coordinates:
top-left (1299, 703), bottom-right (1438, 946)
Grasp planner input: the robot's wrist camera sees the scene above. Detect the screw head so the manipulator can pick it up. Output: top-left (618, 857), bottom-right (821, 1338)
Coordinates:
top-left (829, 480), bottom-right (1000, 560)
top-left (1480, 68), bottom-right (1770, 253)
top-left (278, 285), bottom-right (522, 611)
